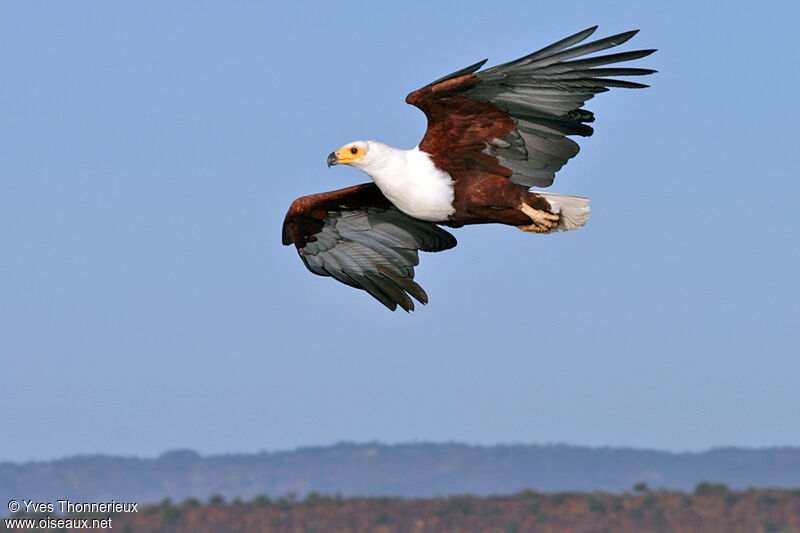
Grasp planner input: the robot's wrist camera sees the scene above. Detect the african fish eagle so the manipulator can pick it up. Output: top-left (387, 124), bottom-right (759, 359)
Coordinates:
top-left (282, 27), bottom-right (655, 311)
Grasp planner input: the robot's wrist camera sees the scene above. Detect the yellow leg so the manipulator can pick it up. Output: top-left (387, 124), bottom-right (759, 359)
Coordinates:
top-left (517, 203), bottom-right (560, 233)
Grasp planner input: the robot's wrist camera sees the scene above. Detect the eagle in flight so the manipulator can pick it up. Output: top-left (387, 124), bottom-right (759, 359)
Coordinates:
top-left (283, 27), bottom-right (655, 311)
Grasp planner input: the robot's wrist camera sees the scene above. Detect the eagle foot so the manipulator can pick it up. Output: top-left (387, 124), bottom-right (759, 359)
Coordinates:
top-left (517, 203), bottom-right (560, 233)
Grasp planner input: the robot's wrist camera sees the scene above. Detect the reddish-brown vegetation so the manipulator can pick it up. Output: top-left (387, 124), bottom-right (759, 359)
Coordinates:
top-left (5, 488), bottom-right (800, 533)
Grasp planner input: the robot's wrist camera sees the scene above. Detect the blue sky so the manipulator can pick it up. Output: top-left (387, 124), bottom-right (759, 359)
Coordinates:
top-left (1, 1), bottom-right (798, 463)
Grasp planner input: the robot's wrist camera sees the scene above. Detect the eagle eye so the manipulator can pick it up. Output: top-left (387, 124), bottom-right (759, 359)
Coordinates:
top-left (350, 147), bottom-right (358, 155)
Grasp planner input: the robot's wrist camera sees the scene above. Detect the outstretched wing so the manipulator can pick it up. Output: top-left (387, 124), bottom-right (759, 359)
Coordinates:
top-left (406, 27), bottom-right (656, 188)
top-left (282, 183), bottom-right (457, 311)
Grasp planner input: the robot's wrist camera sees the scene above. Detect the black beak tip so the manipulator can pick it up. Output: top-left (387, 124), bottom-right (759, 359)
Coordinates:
top-left (327, 152), bottom-right (338, 168)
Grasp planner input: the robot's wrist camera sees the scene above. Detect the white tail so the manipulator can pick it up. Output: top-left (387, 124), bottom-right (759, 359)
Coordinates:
top-left (538, 193), bottom-right (591, 232)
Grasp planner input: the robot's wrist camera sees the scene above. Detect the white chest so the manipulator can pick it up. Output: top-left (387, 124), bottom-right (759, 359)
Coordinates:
top-left (367, 148), bottom-right (455, 222)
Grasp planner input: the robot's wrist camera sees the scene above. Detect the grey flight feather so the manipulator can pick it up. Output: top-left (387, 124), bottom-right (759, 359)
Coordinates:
top-left (423, 58), bottom-right (488, 88)
top-left (430, 27), bottom-right (656, 189)
top-left (297, 207), bottom-right (456, 312)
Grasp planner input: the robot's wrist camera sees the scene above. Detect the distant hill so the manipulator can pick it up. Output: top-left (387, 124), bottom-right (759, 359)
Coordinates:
top-left (2, 443), bottom-right (800, 505)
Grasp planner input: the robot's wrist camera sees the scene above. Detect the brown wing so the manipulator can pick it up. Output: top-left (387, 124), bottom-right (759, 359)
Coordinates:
top-left (282, 183), bottom-right (457, 312)
top-left (406, 27), bottom-right (656, 188)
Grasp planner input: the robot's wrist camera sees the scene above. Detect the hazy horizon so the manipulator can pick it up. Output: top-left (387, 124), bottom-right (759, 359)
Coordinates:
top-left (7, 439), bottom-right (800, 466)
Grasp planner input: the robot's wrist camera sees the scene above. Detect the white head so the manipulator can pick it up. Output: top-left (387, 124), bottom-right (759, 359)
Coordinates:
top-left (327, 139), bottom-right (454, 222)
top-left (327, 140), bottom-right (396, 174)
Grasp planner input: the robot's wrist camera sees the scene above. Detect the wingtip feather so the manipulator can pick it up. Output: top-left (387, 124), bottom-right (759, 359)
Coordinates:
top-left (577, 25), bottom-right (599, 40)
